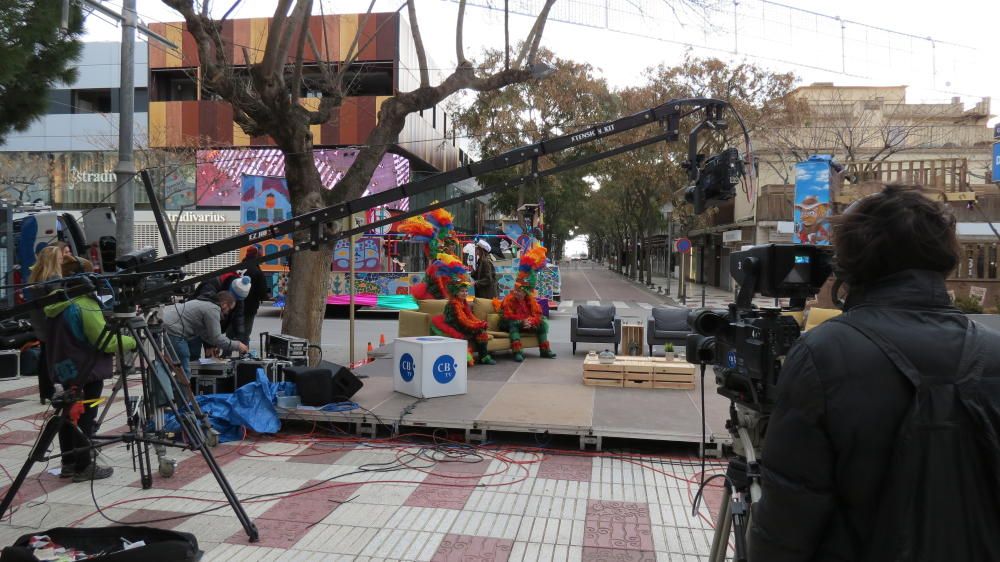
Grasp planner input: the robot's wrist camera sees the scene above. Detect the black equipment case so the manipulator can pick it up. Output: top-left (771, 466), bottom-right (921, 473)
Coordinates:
top-left (1, 526), bottom-right (201, 562)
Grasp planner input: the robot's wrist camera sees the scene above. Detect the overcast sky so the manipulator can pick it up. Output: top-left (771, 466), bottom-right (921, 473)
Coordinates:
top-left (84, 0), bottom-right (999, 116)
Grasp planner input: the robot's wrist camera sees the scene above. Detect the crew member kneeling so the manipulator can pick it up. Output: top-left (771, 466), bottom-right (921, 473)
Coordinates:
top-left (162, 292), bottom-right (248, 378)
top-left (749, 184), bottom-right (1000, 561)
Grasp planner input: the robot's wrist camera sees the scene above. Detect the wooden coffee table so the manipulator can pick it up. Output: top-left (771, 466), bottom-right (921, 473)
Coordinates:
top-left (582, 355), bottom-right (696, 389)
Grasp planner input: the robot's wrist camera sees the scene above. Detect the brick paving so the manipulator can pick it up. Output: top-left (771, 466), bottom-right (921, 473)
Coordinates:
top-left (0, 374), bottom-right (727, 561)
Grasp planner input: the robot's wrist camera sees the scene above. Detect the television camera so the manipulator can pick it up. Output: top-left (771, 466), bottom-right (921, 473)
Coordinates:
top-left (105, 246), bottom-right (189, 310)
top-left (683, 148), bottom-right (745, 215)
top-left (686, 244), bottom-right (833, 412)
top-left (684, 244), bottom-right (833, 562)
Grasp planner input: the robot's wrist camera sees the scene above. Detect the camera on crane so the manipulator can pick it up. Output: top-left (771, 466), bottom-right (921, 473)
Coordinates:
top-left (683, 148), bottom-right (745, 215)
top-left (685, 244), bottom-right (833, 413)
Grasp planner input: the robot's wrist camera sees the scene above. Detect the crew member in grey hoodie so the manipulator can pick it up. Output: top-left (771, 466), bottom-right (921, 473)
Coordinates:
top-left (162, 291), bottom-right (248, 378)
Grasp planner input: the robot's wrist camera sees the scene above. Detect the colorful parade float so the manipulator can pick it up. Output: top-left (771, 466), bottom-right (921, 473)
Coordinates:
top-left (240, 169), bottom-right (560, 312)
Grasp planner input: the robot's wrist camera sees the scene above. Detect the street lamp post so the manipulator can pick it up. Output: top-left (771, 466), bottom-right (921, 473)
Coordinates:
top-left (660, 202), bottom-right (674, 296)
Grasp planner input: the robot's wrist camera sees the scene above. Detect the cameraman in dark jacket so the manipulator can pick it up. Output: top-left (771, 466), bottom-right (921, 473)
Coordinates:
top-left (749, 184), bottom-right (1000, 561)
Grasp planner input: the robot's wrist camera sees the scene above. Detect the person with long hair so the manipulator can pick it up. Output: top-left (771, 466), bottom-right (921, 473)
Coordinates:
top-left (40, 253), bottom-right (136, 481)
top-left (26, 244), bottom-right (68, 403)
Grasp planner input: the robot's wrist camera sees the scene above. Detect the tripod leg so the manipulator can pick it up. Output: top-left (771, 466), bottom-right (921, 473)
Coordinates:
top-left (162, 339), bottom-right (218, 447)
top-left (176, 410), bottom-right (258, 542)
top-left (0, 412), bottom-right (63, 518)
top-left (709, 484), bottom-right (733, 562)
top-left (94, 371), bottom-right (126, 432)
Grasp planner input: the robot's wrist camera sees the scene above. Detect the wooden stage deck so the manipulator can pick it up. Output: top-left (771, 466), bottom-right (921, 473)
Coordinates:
top-left (278, 342), bottom-right (733, 451)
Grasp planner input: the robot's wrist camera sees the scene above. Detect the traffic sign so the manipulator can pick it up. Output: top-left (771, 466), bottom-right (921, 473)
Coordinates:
top-left (994, 123), bottom-right (1000, 140)
top-left (675, 237), bottom-right (692, 254)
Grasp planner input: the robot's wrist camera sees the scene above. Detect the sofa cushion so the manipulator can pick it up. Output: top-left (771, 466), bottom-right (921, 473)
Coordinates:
top-left (576, 326), bottom-right (615, 337)
top-left (654, 329), bottom-right (687, 339)
top-left (417, 299), bottom-right (447, 316)
top-left (398, 310), bottom-right (430, 338)
top-left (472, 298), bottom-right (496, 320)
top-left (487, 313), bottom-right (502, 332)
top-left (651, 307), bottom-right (689, 332)
top-left (577, 305), bottom-right (615, 329)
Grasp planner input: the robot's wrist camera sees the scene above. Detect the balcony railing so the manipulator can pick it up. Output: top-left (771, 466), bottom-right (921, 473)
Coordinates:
top-left (847, 158), bottom-right (970, 190)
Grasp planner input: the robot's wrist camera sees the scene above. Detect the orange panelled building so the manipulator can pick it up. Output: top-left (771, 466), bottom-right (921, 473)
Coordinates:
top-left (145, 13), bottom-right (465, 173)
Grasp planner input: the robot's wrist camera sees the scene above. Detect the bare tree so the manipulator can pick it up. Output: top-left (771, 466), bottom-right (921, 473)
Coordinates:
top-left (760, 89), bottom-right (954, 185)
top-left (162, 0), bottom-right (557, 342)
top-left (0, 153), bottom-right (50, 203)
top-left (89, 122), bottom-right (223, 237)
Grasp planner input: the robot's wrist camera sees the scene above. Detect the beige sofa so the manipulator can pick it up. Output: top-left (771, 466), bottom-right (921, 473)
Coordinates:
top-left (398, 298), bottom-right (540, 353)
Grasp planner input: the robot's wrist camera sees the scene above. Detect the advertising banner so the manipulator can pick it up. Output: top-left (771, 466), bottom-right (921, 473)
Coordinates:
top-left (198, 148), bottom-right (410, 208)
top-left (793, 156), bottom-right (834, 246)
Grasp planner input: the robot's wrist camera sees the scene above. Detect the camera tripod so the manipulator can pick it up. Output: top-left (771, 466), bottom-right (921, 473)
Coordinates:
top-left (707, 404), bottom-right (766, 562)
top-left (0, 302), bottom-right (259, 542)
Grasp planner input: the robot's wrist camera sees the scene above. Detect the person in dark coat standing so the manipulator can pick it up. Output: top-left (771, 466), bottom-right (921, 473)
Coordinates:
top-left (749, 184), bottom-right (1000, 561)
top-left (471, 239), bottom-right (497, 299)
top-left (239, 246), bottom-right (269, 343)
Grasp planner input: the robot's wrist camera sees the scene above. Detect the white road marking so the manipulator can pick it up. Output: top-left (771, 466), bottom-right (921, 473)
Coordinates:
top-left (637, 302), bottom-right (654, 309)
top-left (581, 270), bottom-right (602, 300)
top-left (586, 300), bottom-right (601, 306)
top-left (612, 301), bottom-right (629, 309)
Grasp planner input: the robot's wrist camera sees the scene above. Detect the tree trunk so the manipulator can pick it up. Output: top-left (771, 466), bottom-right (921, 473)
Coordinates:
top-left (645, 240), bottom-right (653, 286)
top-left (279, 134), bottom-right (332, 343)
top-left (629, 235), bottom-right (638, 281)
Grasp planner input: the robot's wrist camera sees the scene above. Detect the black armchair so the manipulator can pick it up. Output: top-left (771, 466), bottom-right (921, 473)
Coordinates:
top-left (646, 306), bottom-right (689, 356)
top-left (571, 305), bottom-right (622, 355)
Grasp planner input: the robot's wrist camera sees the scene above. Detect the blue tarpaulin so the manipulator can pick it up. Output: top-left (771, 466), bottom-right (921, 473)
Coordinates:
top-left (164, 369), bottom-right (296, 443)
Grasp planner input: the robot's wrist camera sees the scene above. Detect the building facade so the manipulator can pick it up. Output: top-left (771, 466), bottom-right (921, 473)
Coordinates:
top-left (0, 14), bottom-right (475, 275)
top-left (686, 83), bottom-right (996, 297)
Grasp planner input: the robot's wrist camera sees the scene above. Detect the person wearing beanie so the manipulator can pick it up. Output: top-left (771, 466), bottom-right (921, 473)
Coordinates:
top-left (471, 239), bottom-right (498, 299)
top-left (190, 271), bottom-right (252, 356)
top-left (238, 246), bottom-right (269, 342)
top-left (498, 246), bottom-right (556, 362)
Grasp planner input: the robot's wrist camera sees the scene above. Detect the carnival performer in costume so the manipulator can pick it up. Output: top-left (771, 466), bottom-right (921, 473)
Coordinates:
top-left (427, 254), bottom-right (496, 366)
top-left (497, 246), bottom-right (556, 362)
top-left (397, 208), bottom-right (461, 300)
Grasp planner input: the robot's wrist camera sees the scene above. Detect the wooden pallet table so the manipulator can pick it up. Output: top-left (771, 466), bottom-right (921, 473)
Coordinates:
top-left (583, 355), bottom-right (696, 389)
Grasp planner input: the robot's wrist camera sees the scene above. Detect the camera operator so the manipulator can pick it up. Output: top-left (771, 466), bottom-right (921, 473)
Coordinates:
top-left (748, 184), bottom-right (1000, 561)
top-left (43, 256), bottom-right (137, 482)
top-left (162, 292), bottom-right (248, 379)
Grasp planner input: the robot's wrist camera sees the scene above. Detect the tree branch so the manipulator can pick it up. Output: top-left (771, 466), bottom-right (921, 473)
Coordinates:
top-left (260, 0), bottom-right (294, 77)
top-left (526, 0), bottom-right (555, 65)
top-left (289, 0), bottom-right (313, 104)
top-left (407, 0), bottom-right (430, 88)
top-left (456, 0), bottom-right (468, 66)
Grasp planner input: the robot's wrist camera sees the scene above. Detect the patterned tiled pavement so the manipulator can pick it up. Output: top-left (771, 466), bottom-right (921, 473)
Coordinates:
top-left (0, 377), bottom-right (727, 561)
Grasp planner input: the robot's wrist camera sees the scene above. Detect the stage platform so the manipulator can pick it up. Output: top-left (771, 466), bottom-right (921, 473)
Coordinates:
top-left (279, 342), bottom-right (732, 450)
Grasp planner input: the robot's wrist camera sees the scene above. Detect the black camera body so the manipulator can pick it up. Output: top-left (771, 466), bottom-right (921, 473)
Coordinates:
top-left (108, 247), bottom-right (188, 311)
top-left (683, 148), bottom-right (744, 215)
top-left (687, 244), bottom-right (833, 412)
